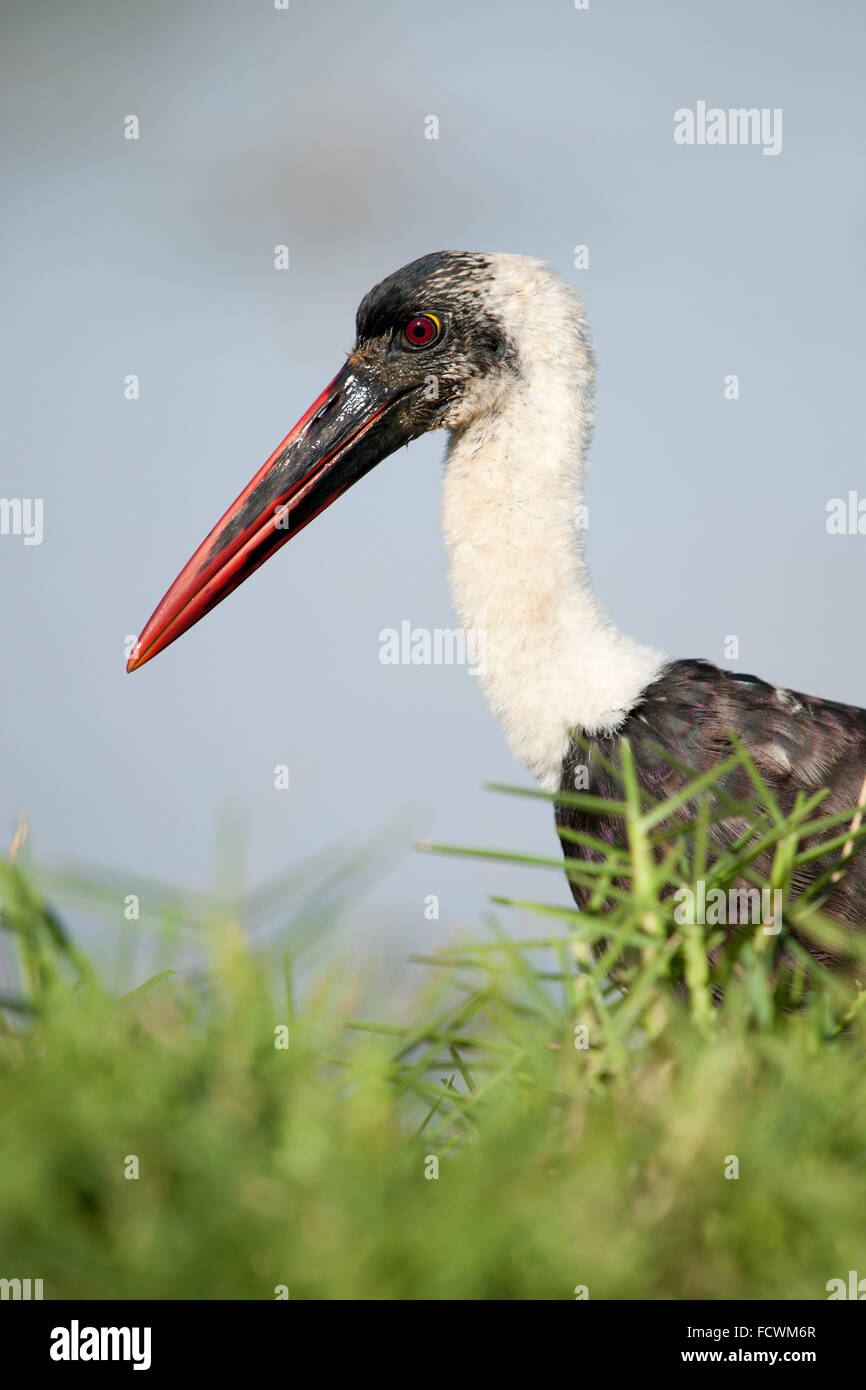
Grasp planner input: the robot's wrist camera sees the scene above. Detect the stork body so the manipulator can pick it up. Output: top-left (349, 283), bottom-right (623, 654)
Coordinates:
top-left (558, 662), bottom-right (866, 955)
top-left (128, 252), bottom-right (866, 943)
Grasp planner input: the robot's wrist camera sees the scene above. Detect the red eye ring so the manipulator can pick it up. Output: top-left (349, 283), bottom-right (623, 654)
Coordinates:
top-left (403, 313), bottom-right (440, 348)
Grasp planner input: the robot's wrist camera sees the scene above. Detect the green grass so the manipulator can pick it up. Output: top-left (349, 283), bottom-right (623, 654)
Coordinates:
top-left (1, 742), bottom-right (866, 1300)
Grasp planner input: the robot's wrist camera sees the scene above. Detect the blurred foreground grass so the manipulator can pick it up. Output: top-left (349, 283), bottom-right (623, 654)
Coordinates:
top-left (1, 746), bottom-right (866, 1300)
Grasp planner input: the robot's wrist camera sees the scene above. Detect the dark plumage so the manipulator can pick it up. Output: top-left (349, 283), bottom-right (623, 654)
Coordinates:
top-left (557, 661), bottom-right (866, 957)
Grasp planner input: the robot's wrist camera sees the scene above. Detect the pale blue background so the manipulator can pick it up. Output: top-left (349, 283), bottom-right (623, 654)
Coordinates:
top-left (2, 1), bottom-right (864, 973)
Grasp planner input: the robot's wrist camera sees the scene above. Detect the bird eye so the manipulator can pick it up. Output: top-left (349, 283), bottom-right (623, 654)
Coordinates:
top-left (402, 314), bottom-right (440, 348)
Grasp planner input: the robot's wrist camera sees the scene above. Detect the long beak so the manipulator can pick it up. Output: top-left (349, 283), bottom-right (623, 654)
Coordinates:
top-left (127, 363), bottom-right (414, 672)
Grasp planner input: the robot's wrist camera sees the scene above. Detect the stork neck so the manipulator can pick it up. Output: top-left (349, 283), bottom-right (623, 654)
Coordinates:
top-left (441, 370), bottom-right (663, 787)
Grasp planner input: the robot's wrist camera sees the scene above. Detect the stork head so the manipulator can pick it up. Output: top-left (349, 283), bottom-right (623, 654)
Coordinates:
top-left (126, 251), bottom-right (590, 671)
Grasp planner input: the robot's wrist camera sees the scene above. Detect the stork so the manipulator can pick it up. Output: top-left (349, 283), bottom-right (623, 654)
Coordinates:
top-left (127, 252), bottom-right (866, 949)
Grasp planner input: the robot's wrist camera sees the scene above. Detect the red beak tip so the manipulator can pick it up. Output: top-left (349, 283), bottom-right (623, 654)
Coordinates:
top-left (124, 364), bottom-right (362, 675)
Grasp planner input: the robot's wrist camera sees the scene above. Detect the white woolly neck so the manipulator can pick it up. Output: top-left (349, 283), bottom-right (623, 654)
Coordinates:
top-left (440, 255), bottom-right (664, 788)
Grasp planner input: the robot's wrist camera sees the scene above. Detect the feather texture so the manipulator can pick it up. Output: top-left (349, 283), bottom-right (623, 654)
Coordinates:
top-left (557, 660), bottom-right (866, 951)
